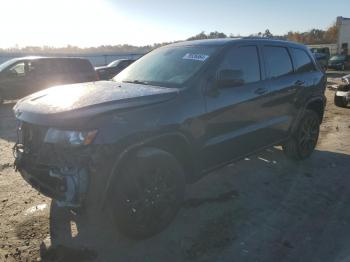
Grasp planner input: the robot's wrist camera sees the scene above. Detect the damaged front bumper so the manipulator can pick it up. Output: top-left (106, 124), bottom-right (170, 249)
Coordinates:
top-left (13, 123), bottom-right (93, 208)
top-left (20, 166), bottom-right (88, 207)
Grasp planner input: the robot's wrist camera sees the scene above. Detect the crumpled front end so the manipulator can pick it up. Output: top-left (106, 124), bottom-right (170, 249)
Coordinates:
top-left (14, 122), bottom-right (94, 207)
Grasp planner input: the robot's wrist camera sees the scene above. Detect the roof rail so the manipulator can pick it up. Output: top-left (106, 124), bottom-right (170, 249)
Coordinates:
top-left (241, 36), bottom-right (286, 41)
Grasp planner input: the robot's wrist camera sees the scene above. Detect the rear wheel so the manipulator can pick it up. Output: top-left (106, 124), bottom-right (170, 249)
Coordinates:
top-left (334, 95), bottom-right (348, 108)
top-left (283, 110), bottom-right (320, 160)
top-left (109, 147), bottom-right (185, 239)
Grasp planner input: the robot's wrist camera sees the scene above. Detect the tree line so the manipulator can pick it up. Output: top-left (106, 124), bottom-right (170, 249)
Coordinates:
top-left (0, 23), bottom-right (338, 54)
top-left (187, 23), bottom-right (338, 45)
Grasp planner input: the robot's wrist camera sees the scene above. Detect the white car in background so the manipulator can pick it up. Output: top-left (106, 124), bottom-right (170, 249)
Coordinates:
top-left (334, 74), bottom-right (350, 107)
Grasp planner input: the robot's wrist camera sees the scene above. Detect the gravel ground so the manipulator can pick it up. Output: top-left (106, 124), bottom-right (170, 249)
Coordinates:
top-left (0, 72), bottom-right (349, 261)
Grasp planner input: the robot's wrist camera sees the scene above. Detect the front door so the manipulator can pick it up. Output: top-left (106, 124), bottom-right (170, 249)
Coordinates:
top-left (0, 61), bottom-right (30, 99)
top-left (202, 45), bottom-right (276, 170)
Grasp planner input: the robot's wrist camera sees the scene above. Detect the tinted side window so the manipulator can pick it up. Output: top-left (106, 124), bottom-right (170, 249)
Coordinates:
top-left (7, 62), bottom-right (26, 76)
top-left (71, 60), bottom-right (93, 73)
top-left (291, 48), bottom-right (315, 73)
top-left (219, 46), bottom-right (260, 84)
top-left (263, 46), bottom-right (293, 79)
top-left (30, 60), bottom-right (54, 75)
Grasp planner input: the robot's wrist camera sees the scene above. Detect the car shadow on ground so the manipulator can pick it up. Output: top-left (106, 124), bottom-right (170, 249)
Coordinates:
top-left (41, 147), bottom-right (350, 262)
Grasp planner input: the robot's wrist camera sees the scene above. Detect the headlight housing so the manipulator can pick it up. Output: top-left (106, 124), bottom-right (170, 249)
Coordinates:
top-left (44, 128), bottom-right (98, 146)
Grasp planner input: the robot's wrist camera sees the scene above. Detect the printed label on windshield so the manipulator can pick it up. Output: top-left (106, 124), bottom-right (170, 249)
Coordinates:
top-left (182, 53), bottom-right (209, 61)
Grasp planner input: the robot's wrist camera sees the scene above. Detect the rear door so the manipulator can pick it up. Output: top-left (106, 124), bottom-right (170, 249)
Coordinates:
top-left (260, 45), bottom-right (299, 139)
top-left (69, 59), bottom-right (96, 82)
top-left (289, 47), bottom-right (323, 106)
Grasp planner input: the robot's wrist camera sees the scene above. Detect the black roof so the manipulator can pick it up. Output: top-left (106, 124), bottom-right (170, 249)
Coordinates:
top-left (167, 37), bottom-right (305, 49)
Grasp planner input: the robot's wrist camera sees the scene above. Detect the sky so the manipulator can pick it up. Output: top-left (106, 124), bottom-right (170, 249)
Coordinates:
top-left (0, 0), bottom-right (349, 48)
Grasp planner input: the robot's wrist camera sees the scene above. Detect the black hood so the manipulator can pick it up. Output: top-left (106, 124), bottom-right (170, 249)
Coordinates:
top-left (14, 81), bottom-right (179, 126)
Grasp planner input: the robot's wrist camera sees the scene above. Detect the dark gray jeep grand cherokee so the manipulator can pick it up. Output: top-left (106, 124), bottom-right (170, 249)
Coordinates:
top-left (13, 38), bottom-right (326, 238)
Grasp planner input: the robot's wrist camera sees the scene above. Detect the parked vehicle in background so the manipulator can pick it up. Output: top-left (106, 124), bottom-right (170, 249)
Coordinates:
top-left (310, 47), bottom-right (330, 70)
top-left (95, 59), bottom-right (136, 80)
top-left (313, 53), bottom-right (328, 70)
top-left (334, 73), bottom-right (350, 107)
top-left (310, 47), bottom-right (330, 59)
top-left (13, 38), bottom-right (326, 239)
top-left (328, 55), bottom-right (350, 70)
top-left (342, 74), bottom-right (350, 84)
top-left (0, 57), bottom-right (98, 104)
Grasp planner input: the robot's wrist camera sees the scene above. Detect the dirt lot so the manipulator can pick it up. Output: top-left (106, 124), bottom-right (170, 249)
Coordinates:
top-left (0, 72), bottom-right (350, 262)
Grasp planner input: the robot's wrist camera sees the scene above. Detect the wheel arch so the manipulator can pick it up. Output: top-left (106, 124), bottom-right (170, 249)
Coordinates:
top-left (305, 97), bottom-right (325, 122)
top-left (102, 132), bottom-right (198, 205)
top-left (290, 96), bottom-right (326, 134)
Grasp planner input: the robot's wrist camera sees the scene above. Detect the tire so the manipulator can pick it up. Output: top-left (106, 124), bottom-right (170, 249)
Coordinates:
top-left (334, 95), bottom-right (348, 108)
top-left (283, 110), bottom-right (320, 160)
top-left (109, 147), bottom-right (185, 239)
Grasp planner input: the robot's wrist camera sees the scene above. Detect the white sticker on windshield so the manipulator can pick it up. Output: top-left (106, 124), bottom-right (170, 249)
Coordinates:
top-left (182, 53), bottom-right (209, 61)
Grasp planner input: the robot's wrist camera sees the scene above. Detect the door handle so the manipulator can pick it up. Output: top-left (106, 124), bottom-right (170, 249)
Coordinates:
top-left (295, 80), bottom-right (305, 86)
top-left (254, 87), bottom-right (267, 95)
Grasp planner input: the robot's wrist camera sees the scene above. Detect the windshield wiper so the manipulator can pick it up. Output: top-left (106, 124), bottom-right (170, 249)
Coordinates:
top-left (122, 80), bottom-right (150, 85)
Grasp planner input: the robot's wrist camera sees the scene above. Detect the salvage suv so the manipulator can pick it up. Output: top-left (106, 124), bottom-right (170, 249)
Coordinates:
top-left (13, 38), bottom-right (326, 239)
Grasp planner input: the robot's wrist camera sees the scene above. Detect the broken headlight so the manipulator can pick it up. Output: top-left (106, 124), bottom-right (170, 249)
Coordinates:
top-left (44, 128), bottom-right (98, 146)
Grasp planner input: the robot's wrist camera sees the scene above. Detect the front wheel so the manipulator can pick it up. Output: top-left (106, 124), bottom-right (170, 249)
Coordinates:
top-left (283, 110), bottom-right (320, 160)
top-left (109, 147), bottom-right (185, 239)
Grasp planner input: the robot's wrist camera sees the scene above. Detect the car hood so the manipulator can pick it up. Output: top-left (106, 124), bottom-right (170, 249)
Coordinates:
top-left (14, 81), bottom-right (179, 126)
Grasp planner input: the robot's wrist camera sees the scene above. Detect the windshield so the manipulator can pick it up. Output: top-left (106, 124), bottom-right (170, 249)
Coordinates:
top-left (113, 45), bottom-right (218, 87)
top-left (108, 60), bottom-right (121, 67)
top-left (330, 55), bottom-right (346, 61)
top-left (0, 59), bottom-right (17, 72)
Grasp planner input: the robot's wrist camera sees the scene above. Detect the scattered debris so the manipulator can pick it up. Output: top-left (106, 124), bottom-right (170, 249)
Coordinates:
top-left (24, 204), bottom-right (48, 216)
top-left (0, 163), bottom-right (13, 171)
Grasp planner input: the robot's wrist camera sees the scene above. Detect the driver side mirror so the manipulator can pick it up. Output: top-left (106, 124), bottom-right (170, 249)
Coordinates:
top-left (217, 69), bottom-right (244, 88)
